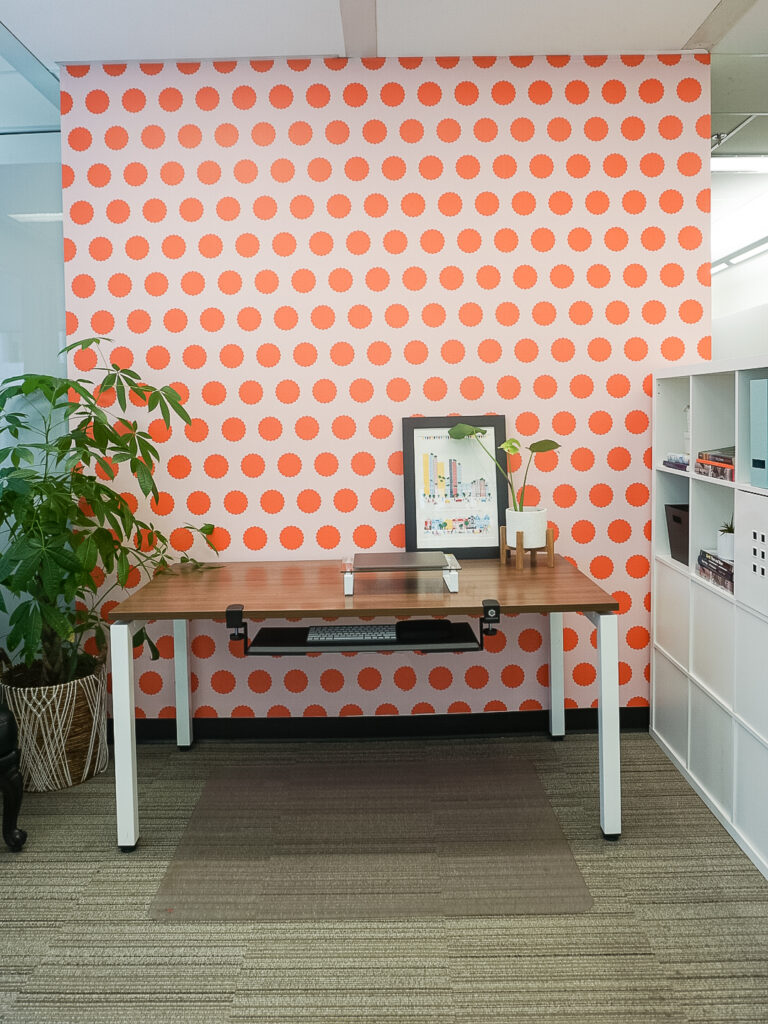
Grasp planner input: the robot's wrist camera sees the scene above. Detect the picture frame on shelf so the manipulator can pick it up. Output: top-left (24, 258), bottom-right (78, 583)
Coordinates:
top-left (402, 415), bottom-right (508, 559)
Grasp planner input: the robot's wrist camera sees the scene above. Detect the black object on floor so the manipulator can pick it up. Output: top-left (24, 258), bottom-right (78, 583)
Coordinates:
top-left (0, 694), bottom-right (26, 852)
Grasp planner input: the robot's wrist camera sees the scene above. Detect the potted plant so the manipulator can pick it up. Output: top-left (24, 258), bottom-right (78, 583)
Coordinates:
top-left (0, 337), bottom-right (215, 792)
top-left (448, 422), bottom-right (560, 548)
top-left (717, 517), bottom-right (735, 562)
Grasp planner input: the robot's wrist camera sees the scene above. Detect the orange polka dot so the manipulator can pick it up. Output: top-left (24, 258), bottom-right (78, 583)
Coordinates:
top-left (572, 663), bottom-right (597, 688)
top-left (277, 526), bottom-right (302, 551)
top-left (626, 555), bottom-right (650, 579)
top-left (607, 447), bottom-right (631, 471)
top-left (572, 520), bottom-right (596, 544)
top-left (423, 377), bottom-right (448, 401)
top-left (602, 79), bottom-right (626, 103)
top-left (661, 336), bottom-right (685, 361)
top-left (497, 376), bottom-right (521, 400)
top-left (571, 447), bottom-right (595, 472)
top-left (660, 263), bottom-right (684, 287)
top-left (437, 118), bottom-right (461, 142)
top-left (512, 191), bottom-right (536, 215)
top-left (588, 410), bottom-right (613, 435)
top-left (606, 374), bottom-right (631, 398)
top-left (512, 338), bottom-right (537, 363)
top-left (567, 227), bottom-right (591, 252)
top-left (569, 300), bottom-right (593, 325)
top-left (584, 116), bottom-right (608, 140)
top-left (550, 264), bottom-right (574, 288)
top-left (494, 229), bottom-right (518, 252)
top-left (589, 556), bottom-right (613, 581)
top-left (604, 227), bottom-right (628, 251)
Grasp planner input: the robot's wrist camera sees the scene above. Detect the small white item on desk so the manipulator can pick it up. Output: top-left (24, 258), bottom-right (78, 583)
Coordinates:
top-left (442, 553), bottom-right (460, 592)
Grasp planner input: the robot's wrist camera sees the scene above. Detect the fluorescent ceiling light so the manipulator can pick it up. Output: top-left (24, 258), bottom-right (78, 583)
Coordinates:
top-left (712, 234), bottom-right (768, 272)
top-left (711, 156), bottom-right (768, 174)
top-left (730, 239), bottom-right (768, 264)
top-left (8, 212), bottom-right (62, 222)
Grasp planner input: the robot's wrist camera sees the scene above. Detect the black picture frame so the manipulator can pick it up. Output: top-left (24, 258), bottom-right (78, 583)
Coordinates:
top-left (402, 415), bottom-right (509, 560)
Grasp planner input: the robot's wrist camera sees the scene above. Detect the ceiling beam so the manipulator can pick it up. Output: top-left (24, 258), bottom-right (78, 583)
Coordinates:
top-left (339, 0), bottom-right (377, 57)
top-left (0, 19), bottom-right (59, 107)
top-left (684, 0), bottom-right (758, 49)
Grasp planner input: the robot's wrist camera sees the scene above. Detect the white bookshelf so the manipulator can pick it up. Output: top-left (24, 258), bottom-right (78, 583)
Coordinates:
top-left (652, 357), bottom-right (768, 881)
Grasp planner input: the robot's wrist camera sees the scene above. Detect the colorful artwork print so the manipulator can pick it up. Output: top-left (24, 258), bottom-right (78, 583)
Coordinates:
top-left (402, 415), bottom-right (507, 558)
top-left (416, 428), bottom-right (496, 543)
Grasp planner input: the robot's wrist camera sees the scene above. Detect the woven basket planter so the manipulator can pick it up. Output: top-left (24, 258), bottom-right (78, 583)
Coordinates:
top-left (0, 664), bottom-right (108, 792)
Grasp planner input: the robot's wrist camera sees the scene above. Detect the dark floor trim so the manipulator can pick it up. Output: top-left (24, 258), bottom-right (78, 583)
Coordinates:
top-left (115, 707), bottom-right (649, 744)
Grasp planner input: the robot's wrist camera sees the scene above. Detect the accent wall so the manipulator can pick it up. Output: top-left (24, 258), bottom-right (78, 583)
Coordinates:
top-left (60, 54), bottom-right (711, 719)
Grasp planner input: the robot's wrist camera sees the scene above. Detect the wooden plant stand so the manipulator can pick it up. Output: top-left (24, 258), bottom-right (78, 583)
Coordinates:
top-left (499, 525), bottom-right (555, 570)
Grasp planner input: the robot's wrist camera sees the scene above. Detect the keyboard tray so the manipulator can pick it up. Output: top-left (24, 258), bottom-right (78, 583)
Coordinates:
top-left (246, 622), bottom-right (481, 655)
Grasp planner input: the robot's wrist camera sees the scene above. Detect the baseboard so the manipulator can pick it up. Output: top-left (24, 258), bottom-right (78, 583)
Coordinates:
top-left (113, 707), bottom-right (649, 744)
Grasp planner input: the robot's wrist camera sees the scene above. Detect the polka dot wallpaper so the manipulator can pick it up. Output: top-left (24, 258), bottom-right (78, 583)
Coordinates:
top-left (60, 54), bottom-right (710, 720)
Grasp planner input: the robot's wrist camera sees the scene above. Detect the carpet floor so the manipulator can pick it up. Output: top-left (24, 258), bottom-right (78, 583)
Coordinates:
top-left (1, 730), bottom-right (767, 1023)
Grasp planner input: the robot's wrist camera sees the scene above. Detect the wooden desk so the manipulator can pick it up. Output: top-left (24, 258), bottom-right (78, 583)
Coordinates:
top-left (110, 556), bottom-right (621, 849)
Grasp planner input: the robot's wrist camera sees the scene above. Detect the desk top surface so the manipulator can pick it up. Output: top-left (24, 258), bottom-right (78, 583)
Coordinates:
top-left (111, 555), bottom-right (619, 622)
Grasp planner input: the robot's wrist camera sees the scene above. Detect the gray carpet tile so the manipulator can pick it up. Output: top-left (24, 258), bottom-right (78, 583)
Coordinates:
top-left (2, 731), bottom-right (768, 1023)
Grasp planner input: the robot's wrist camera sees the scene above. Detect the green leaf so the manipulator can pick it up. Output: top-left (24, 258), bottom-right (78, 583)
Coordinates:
top-left (12, 543), bottom-right (44, 589)
top-left (10, 602), bottom-right (42, 662)
top-left (39, 554), bottom-right (64, 601)
top-left (447, 423), bottom-right (486, 439)
top-left (162, 386), bottom-right (191, 424)
top-left (116, 549), bottom-right (130, 587)
top-left (94, 455), bottom-right (117, 480)
top-left (144, 633), bottom-right (160, 660)
top-left (40, 602), bottom-right (75, 640)
top-left (528, 439), bottom-right (561, 453)
top-left (134, 459), bottom-right (155, 497)
top-left (75, 535), bottom-right (99, 574)
top-left (114, 376), bottom-right (127, 411)
top-left (499, 438), bottom-right (521, 455)
top-left (60, 336), bottom-right (105, 356)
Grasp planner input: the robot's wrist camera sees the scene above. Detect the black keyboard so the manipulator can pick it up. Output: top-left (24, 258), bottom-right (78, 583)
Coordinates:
top-left (306, 624), bottom-right (397, 644)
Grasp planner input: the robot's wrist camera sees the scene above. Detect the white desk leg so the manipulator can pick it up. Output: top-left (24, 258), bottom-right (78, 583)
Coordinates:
top-left (110, 621), bottom-right (139, 850)
top-left (548, 611), bottom-right (565, 738)
top-left (173, 619), bottom-right (193, 748)
top-left (588, 611), bottom-right (621, 838)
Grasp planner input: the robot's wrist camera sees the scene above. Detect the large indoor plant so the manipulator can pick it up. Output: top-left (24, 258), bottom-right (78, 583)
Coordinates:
top-left (448, 422), bottom-right (561, 548)
top-left (0, 337), bottom-right (215, 791)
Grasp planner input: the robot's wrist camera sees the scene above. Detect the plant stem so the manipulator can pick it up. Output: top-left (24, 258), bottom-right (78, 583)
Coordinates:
top-left (472, 434), bottom-right (517, 511)
top-left (518, 450), bottom-right (536, 510)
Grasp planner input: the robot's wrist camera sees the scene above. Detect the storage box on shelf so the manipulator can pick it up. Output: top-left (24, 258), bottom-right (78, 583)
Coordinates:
top-left (652, 357), bottom-right (768, 881)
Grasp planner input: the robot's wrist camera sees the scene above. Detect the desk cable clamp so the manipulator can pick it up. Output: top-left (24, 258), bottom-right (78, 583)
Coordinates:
top-left (479, 598), bottom-right (500, 648)
top-left (226, 603), bottom-right (248, 649)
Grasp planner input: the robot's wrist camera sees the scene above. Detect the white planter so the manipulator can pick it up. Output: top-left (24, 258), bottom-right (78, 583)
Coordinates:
top-left (506, 507), bottom-right (549, 550)
top-left (717, 531), bottom-right (735, 562)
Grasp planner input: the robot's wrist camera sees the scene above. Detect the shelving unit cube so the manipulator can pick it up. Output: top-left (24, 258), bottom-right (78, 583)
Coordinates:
top-left (652, 357), bottom-right (768, 881)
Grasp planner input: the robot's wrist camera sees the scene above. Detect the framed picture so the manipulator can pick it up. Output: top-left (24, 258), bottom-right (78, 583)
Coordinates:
top-left (402, 415), bottom-right (508, 559)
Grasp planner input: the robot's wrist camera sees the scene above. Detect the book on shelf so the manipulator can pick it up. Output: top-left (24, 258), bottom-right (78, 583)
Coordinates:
top-left (698, 548), bottom-right (734, 579)
top-left (694, 459), bottom-right (734, 481)
top-left (663, 460), bottom-right (689, 472)
top-left (696, 562), bottom-right (734, 593)
top-left (664, 451), bottom-right (690, 466)
top-left (697, 445), bottom-right (735, 465)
